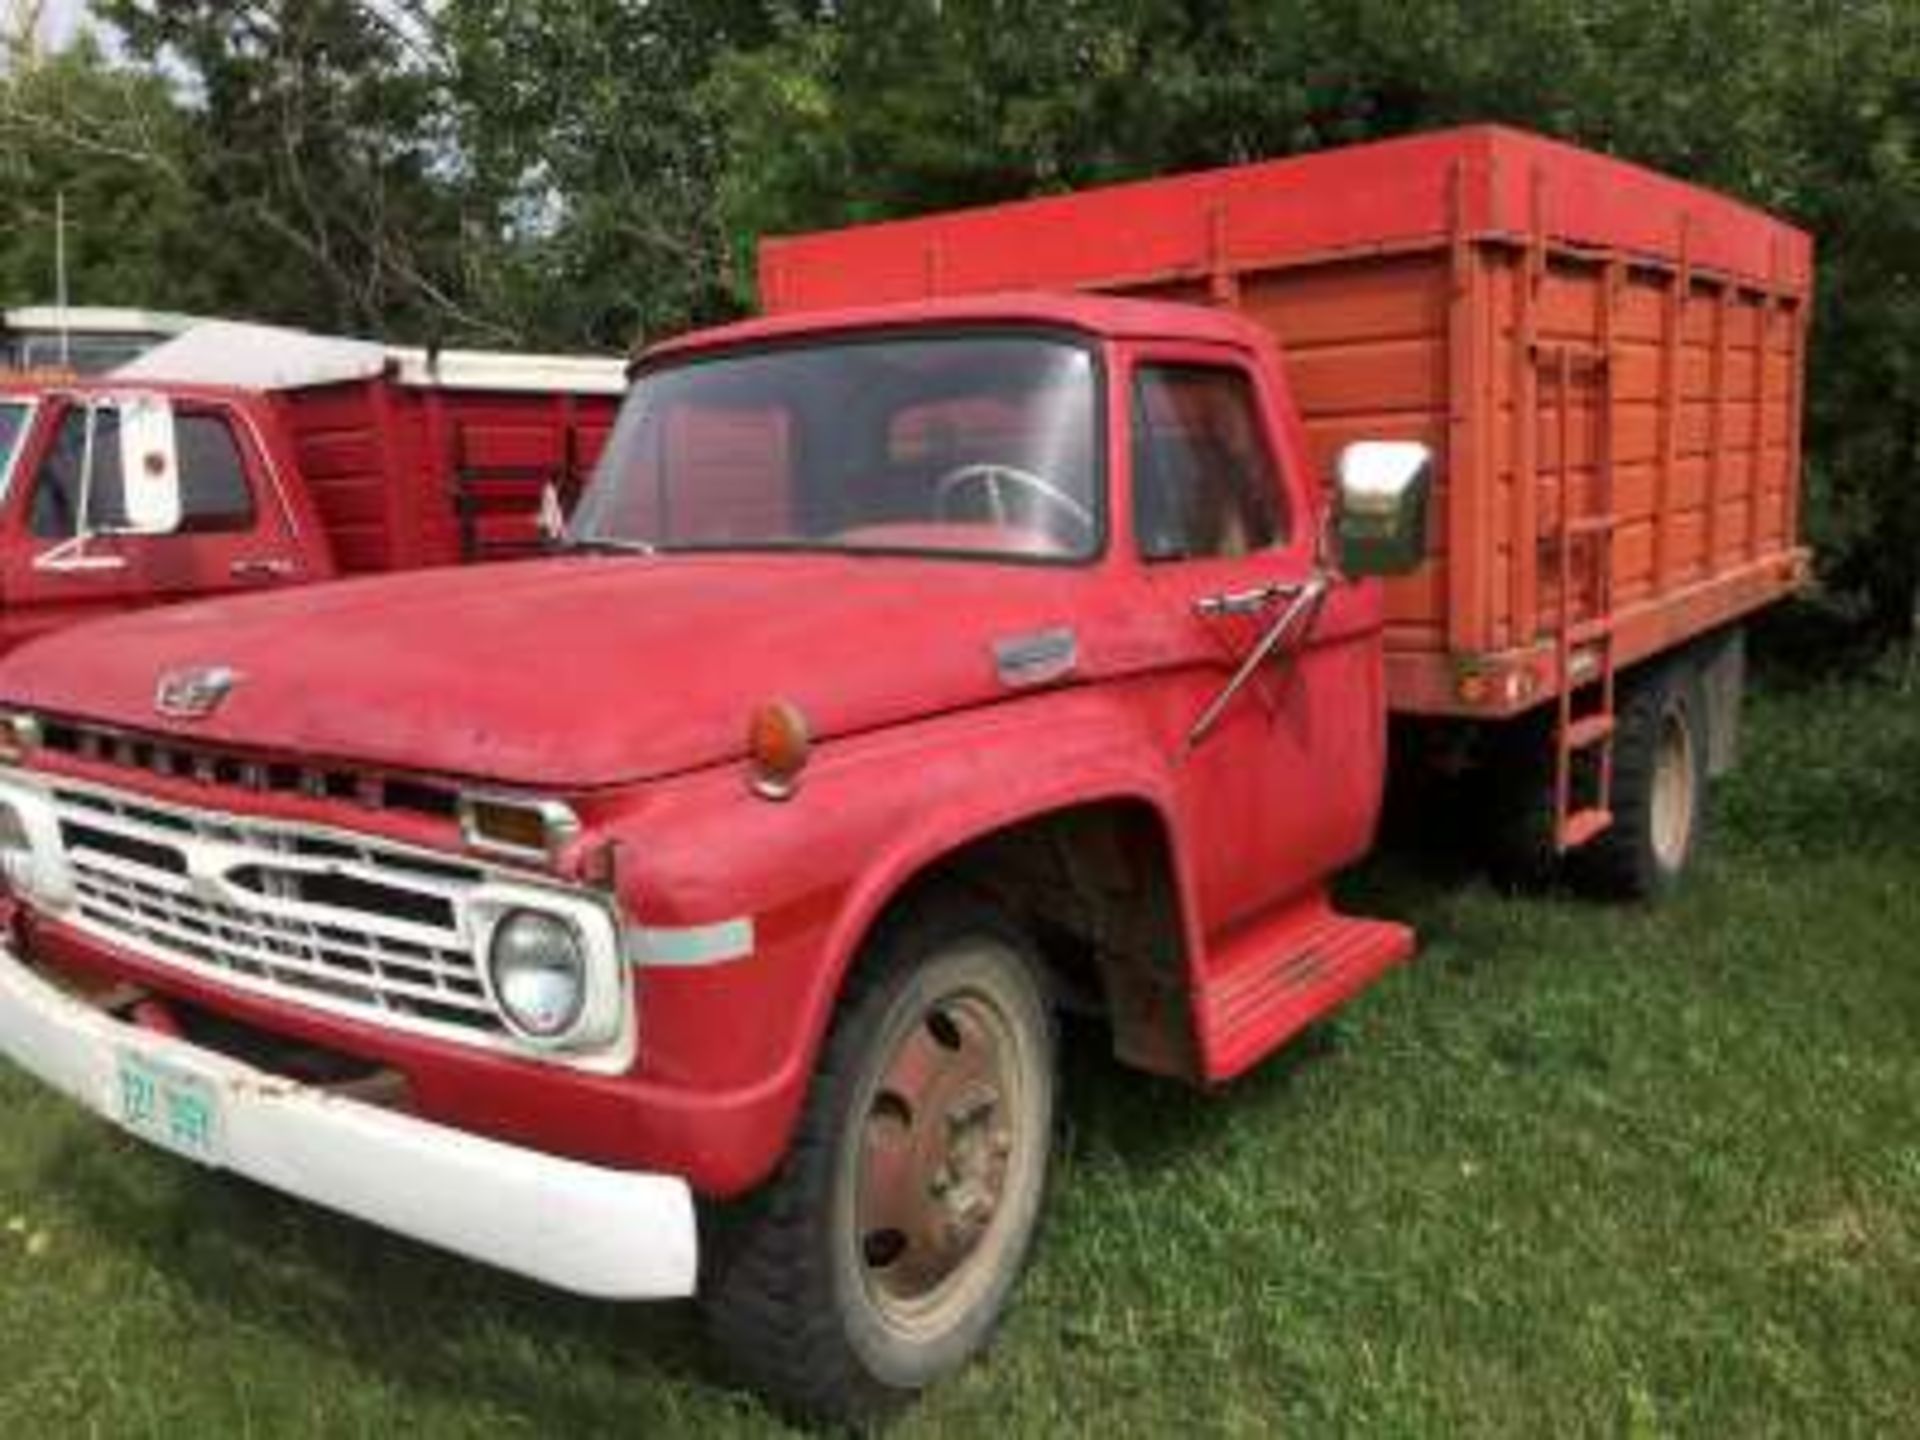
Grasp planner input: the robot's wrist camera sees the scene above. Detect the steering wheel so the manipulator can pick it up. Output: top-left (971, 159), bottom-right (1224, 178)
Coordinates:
top-left (932, 463), bottom-right (1094, 541)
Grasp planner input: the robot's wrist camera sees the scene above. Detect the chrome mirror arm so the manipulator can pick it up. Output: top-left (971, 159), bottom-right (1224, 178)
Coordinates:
top-left (1185, 571), bottom-right (1330, 750)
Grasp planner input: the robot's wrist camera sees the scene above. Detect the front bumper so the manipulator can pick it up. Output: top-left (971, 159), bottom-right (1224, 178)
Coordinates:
top-left (0, 939), bottom-right (698, 1300)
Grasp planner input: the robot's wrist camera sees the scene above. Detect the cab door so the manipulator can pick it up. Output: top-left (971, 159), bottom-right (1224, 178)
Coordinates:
top-left (131, 403), bottom-right (316, 604)
top-left (0, 396), bottom-right (152, 651)
top-left (0, 397), bottom-right (313, 653)
top-left (1123, 342), bottom-right (1387, 937)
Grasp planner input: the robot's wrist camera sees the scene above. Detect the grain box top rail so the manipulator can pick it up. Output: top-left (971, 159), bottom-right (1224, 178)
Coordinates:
top-left (117, 320), bottom-right (629, 396)
top-left (759, 125), bottom-right (1813, 313)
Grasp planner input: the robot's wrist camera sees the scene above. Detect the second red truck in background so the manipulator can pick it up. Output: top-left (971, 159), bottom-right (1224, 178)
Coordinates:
top-left (0, 320), bottom-right (623, 652)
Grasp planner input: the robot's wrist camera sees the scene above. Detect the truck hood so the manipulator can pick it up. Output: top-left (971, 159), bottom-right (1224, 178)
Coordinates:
top-left (0, 554), bottom-right (1148, 789)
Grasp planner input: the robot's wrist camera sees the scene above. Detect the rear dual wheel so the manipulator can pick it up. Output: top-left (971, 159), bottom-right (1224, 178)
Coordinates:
top-left (1571, 661), bottom-right (1707, 899)
top-left (702, 895), bottom-right (1056, 1424)
top-left (1483, 657), bottom-right (1709, 899)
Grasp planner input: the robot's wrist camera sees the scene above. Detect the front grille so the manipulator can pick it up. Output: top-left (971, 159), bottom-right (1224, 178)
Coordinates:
top-left (39, 718), bottom-right (461, 823)
top-left (52, 786), bottom-right (507, 1042)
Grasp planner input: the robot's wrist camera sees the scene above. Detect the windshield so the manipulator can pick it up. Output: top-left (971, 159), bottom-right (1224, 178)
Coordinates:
top-left (0, 401), bottom-right (30, 503)
top-left (572, 332), bottom-right (1102, 562)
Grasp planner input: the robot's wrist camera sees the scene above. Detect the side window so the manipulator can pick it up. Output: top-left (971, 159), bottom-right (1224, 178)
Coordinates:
top-left (1131, 364), bottom-right (1287, 561)
top-left (28, 406), bottom-right (255, 539)
top-left (175, 413), bottom-right (255, 533)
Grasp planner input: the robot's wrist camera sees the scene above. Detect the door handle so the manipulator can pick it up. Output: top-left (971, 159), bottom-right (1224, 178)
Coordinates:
top-left (1194, 581), bottom-right (1300, 617)
top-left (230, 557), bottom-right (295, 582)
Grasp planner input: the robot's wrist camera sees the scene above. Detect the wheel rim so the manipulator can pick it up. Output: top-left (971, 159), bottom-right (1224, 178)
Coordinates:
top-left (853, 983), bottom-right (1032, 1336)
top-left (1649, 703), bottom-right (1697, 872)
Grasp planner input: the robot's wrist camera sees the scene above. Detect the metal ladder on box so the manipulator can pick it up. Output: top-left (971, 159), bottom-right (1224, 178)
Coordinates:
top-left (1538, 340), bottom-right (1619, 851)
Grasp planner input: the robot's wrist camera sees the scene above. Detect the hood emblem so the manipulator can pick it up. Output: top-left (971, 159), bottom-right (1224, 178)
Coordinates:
top-left (155, 665), bottom-right (240, 720)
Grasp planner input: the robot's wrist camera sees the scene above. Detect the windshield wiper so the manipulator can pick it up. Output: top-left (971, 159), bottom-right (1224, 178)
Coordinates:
top-left (559, 535), bottom-right (658, 556)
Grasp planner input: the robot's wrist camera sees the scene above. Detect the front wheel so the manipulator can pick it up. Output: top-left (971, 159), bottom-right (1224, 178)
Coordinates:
top-left (702, 895), bottom-right (1056, 1423)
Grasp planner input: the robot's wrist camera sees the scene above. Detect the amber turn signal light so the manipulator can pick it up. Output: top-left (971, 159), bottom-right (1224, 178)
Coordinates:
top-left (747, 700), bottom-right (812, 800)
top-left (458, 793), bottom-right (582, 862)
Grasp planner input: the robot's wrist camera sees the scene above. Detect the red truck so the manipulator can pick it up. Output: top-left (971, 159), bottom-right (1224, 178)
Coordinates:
top-left (0, 320), bottom-right (623, 650)
top-left (0, 129), bottom-right (1807, 1421)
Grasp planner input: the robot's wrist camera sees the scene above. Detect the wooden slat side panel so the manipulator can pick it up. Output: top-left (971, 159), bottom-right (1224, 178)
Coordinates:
top-left (1501, 256), bottom-right (1803, 669)
top-left (1090, 236), bottom-right (1805, 711)
top-left (276, 381), bottom-right (396, 574)
top-left (278, 384), bottom-right (622, 573)
top-left (381, 396), bottom-right (463, 568)
top-left (1231, 254), bottom-right (1454, 651)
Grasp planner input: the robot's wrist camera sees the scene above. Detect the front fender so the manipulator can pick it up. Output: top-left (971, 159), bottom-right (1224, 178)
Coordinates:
top-left (596, 684), bottom-right (1192, 1195)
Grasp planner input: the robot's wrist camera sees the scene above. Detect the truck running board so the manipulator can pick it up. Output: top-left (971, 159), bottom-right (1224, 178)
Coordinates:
top-left (1194, 894), bottom-right (1414, 1083)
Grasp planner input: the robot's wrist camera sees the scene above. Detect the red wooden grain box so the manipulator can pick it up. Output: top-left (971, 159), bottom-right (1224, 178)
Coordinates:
top-left (760, 125), bottom-right (1813, 720)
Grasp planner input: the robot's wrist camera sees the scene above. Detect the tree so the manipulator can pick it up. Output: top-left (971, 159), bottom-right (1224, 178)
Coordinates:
top-left (95, 0), bottom-right (487, 341)
top-left (0, 35), bottom-right (214, 314)
top-left (439, 0), bottom-right (776, 349)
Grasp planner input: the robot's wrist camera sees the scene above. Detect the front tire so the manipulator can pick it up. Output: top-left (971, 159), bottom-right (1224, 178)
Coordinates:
top-left (702, 894), bottom-right (1056, 1423)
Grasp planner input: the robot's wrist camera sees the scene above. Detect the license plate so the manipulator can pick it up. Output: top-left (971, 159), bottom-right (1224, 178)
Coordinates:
top-left (112, 1048), bottom-right (224, 1167)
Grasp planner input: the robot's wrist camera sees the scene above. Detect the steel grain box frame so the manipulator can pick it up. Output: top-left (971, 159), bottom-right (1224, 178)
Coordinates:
top-left (759, 125), bottom-right (1813, 720)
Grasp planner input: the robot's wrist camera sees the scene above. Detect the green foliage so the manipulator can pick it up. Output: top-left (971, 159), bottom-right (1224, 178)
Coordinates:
top-left (1, 0), bottom-right (1915, 638)
top-left (440, 0), bottom-right (774, 348)
top-left (92, 0), bottom-right (479, 339)
top-left (0, 38), bottom-right (214, 314)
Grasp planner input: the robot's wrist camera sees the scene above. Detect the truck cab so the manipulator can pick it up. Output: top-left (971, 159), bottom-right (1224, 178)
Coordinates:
top-left (0, 383), bottom-right (330, 652)
top-left (0, 294), bottom-right (1425, 1421)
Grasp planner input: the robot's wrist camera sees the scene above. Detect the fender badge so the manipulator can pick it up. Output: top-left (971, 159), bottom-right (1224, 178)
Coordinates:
top-left (993, 627), bottom-right (1078, 689)
top-left (155, 665), bottom-right (240, 720)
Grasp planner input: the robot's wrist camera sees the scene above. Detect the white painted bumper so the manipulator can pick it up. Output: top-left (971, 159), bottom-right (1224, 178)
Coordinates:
top-left (0, 942), bottom-right (698, 1300)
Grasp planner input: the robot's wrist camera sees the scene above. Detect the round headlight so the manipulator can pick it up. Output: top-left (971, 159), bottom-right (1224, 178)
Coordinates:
top-left (487, 909), bottom-right (587, 1040)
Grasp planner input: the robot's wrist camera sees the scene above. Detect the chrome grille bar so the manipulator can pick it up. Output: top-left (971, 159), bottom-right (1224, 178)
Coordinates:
top-left (50, 785), bottom-right (508, 1043)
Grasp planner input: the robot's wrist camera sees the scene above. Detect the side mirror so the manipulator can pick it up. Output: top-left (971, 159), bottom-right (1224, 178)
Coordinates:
top-left (1334, 441), bottom-right (1432, 578)
top-left (112, 394), bottom-right (183, 535)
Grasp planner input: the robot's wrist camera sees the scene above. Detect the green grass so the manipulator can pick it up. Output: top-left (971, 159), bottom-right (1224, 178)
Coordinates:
top-left (3, 672), bottom-right (1917, 1436)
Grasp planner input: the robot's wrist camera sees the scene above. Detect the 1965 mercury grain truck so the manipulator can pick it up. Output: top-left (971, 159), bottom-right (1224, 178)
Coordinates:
top-left (0, 128), bottom-right (1808, 1420)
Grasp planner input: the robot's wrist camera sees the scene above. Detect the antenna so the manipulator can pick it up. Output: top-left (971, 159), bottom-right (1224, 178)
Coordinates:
top-left (54, 188), bottom-right (69, 367)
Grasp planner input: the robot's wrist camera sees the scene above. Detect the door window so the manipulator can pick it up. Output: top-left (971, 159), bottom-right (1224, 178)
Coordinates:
top-left (30, 407), bottom-right (125, 538)
top-left (0, 402), bottom-right (31, 503)
top-left (1131, 365), bottom-right (1287, 561)
top-left (30, 407), bottom-right (256, 538)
